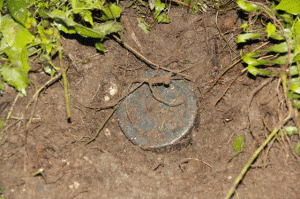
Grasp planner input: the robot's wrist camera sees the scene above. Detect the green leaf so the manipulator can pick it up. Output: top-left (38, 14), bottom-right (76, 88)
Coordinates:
top-left (95, 43), bottom-right (105, 52)
top-left (7, 0), bottom-right (28, 26)
top-left (101, 3), bottom-right (122, 20)
top-left (290, 65), bottom-right (298, 76)
top-left (0, 65), bottom-right (29, 95)
top-left (295, 141), bottom-right (300, 156)
top-left (292, 100), bottom-right (300, 108)
top-left (285, 126), bottom-right (299, 135)
top-left (137, 18), bottom-right (150, 34)
top-left (265, 22), bottom-right (276, 38)
top-left (288, 90), bottom-right (300, 100)
top-left (80, 10), bottom-right (94, 26)
top-left (276, 0), bottom-right (300, 15)
top-left (0, 0), bottom-right (4, 11)
top-left (295, 20), bottom-right (300, 35)
top-left (233, 135), bottom-right (245, 152)
top-left (291, 82), bottom-right (300, 94)
top-left (154, 0), bottom-right (165, 19)
top-left (267, 42), bottom-right (291, 53)
top-left (149, 0), bottom-right (156, 10)
top-left (157, 14), bottom-right (170, 24)
top-left (237, 0), bottom-right (261, 12)
top-left (1, 15), bottom-right (34, 58)
top-left (247, 65), bottom-right (275, 76)
top-left (0, 78), bottom-right (4, 93)
top-left (279, 14), bottom-right (293, 25)
top-left (43, 12), bottom-right (123, 38)
top-left (294, 54), bottom-right (300, 62)
top-left (237, 33), bottom-right (264, 43)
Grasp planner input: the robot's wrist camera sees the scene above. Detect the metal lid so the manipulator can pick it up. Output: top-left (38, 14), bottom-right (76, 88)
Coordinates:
top-left (117, 71), bottom-right (196, 148)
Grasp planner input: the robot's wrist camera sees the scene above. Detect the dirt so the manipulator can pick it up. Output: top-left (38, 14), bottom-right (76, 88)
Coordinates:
top-left (1, 2), bottom-right (300, 199)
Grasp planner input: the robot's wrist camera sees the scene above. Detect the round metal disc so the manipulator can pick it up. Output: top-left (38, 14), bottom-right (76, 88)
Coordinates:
top-left (117, 71), bottom-right (196, 148)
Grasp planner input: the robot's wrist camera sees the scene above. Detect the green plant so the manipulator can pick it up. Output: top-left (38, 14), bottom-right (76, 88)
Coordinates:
top-left (0, 0), bottom-right (123, 96)
top-left (226, 0), bottom-right (300, 198)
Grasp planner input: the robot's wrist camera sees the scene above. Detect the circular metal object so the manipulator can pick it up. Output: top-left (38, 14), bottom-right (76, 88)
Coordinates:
top-left (117, 71), bottom-right (197, 148)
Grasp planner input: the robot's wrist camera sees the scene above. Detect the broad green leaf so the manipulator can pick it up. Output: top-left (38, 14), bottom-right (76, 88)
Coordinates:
top-left (149, 0), bottom-right (156, 10)
top-left (93, 21), bottom-right (123, 37)
top-left (295, 20), bottom-right (300, 35)
top-left (81, 10), bottom-right (94, 26)
top-left (276, 0), bottom-right (300, 15)
top-left (293, 54), bottom-right (300, 62)
top-left (272, 53), bottom-right (295, 65)
top-left (101, 3), bottom-right (121, 20)
top-left (290, 77), bottom-right (300, 86)
top-left (137, 18), bottom-right (150, 34)
top-left (154, 0), bottom-right (165, 19)
top-left (1, 15), bottom-right (34, 58)
top-left (267, 42), bottom-right (291, 53)
top-left (265, 22), bottom-right (276, 38)
top-left (237, 33), bottom-right (264, 43)
top-left (0, 64), bottom-right (29, 95)
top-left (290, 65), bottom-right (298, 76)
top-left (237, 0), bottom-right (261, 12)
top-left (7, 0), bottom-right (28, 26)
top-left (157, 14), bottom-right (170, 24)
top-left (243, 51), bottom-right (271, 66)
top-left (288, 90), bottom-right (300, 100)
top-left (279, 14), bottom-right (293, 25)
top-left (233, 135), bottom-right (244, 152)
top-left (44, 11), bottom-right (122, 38)
top-left (247, 65), bottom-right (275, 76)
top-left (0, 0), bottom-right (4, 11)
top-left (295, 141), bottom-right (300, 156)
top-left (95, 43), bottom-right (105, 52)
top-left (285, 126), bottom-right (298, 135)
top-left (291, 83), bottom-right (300, 94)
top-left (270, 28), bottom-right (292, 40)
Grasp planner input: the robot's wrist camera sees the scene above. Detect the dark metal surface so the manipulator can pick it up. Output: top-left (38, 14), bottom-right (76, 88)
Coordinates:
top-left (117, 71), bottom-right (197, 148)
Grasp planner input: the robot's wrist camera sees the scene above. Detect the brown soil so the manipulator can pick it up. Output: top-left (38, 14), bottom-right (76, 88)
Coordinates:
top-left (1, 2), bottom-right (300, 199)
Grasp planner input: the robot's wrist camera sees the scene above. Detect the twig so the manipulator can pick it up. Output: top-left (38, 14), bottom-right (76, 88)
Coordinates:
top-left (213, 68), bottom-right (247, 105)
top-left (204, 58), bottom-right (242, 94)
top-left (112, 35), bottom-right (191, 81)
top-left (7, 93), bottom-right (20, 120)
top-left (205, 41), bottom-right (270, 95)
top-left (85, 103), bottom-right (119, 145)
top-left (171, 0), bottom-right (189, 7)
top-left (26, 73), bottom-right (62, 109)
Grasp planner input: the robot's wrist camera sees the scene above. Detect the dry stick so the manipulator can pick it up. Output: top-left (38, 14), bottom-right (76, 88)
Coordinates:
top-left (85, 104), bottom-right (119, 145)
top-left (205, 41), bottom-right (269, 95)
top-left (112, 35), bottom-right (191, 81)
top-left (26, 73), bottom-right (62, 109)
top-left (205, 58), bottom-right (242, 94)
top-left (58, 35), bottom-right (71, 120)
top-left (7, 93), bottom-right (20, 120)
top-left (171, 0), bottom-right (189, 6)
top-left (213, 68), bottom-right (247, 105)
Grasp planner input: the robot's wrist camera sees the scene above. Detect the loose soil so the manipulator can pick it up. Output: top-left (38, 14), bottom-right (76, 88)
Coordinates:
top-left (1, 2), bottom-right (300, 199)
